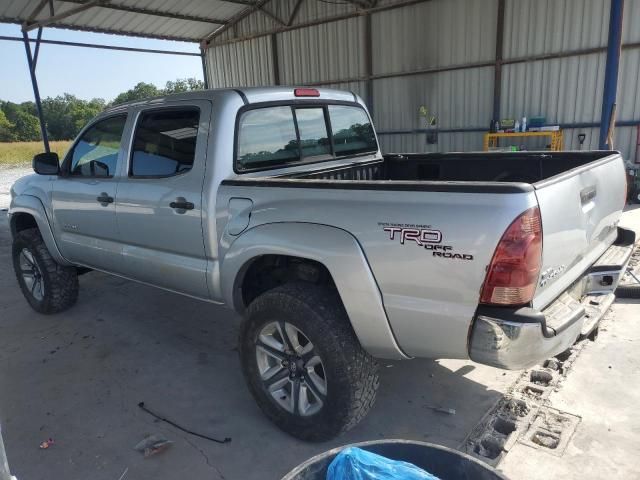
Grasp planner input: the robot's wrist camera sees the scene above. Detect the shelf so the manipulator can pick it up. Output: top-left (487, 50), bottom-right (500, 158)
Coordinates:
top-left (483, 130), bottom-right (564, 151)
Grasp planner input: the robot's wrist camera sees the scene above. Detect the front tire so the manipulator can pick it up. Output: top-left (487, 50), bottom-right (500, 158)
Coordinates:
top-left (12, 228), bottom-right (79, 314)
top-left (239, 283), bottom-right (379, 442)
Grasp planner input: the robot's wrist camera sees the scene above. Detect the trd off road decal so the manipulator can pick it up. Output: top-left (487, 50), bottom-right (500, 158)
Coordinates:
top-left (378, 222), bottom-right (473, 261)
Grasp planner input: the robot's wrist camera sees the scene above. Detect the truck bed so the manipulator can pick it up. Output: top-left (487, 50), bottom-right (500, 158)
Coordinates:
top-left (288, 151), bottom-right (614, 186)
top-left (220, 149), bottom-right (625, 359)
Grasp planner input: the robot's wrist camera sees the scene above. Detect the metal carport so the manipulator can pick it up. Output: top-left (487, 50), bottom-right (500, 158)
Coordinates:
top-left (0, 0), bottom-right (637, 157)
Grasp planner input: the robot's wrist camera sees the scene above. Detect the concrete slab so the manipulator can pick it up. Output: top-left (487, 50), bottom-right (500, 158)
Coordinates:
top-left (1, 204), bottom-right (638, 480)
top-left (0, 214), bottom-right (517, 480)
top-left (498, 204), bottom-right (640, 480)
top-left (499, 299), bottom-right (640, 480)
top-left (0, 167), bottom-right (31, 210)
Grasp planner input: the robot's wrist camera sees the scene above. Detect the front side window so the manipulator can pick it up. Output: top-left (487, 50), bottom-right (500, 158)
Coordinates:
top-left (130, 108), bottom-right (200, 177)
top-left (70, 116), bottom-right (126, 177)
top-left (236, 107), bottom-right (299, 171)
top-left (328, 105), bottom-right (377, 156)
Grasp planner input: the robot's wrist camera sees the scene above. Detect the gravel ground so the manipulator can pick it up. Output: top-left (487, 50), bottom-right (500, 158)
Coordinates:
top-left (0, 166), bottom-right (32, 210)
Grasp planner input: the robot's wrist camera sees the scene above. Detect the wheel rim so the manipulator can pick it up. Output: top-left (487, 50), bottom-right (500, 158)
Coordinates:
top-left (256, 321), bottom-right (327, 417)
top-left (19, 248), bottom-right (45, 301)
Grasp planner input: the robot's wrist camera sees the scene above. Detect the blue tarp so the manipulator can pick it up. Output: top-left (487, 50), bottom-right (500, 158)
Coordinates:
top-left (326, 447), bottom-right (441, 480)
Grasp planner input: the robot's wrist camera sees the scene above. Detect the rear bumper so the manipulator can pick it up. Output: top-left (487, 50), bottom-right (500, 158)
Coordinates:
top-left (469, 227), bottom-right (635, 370)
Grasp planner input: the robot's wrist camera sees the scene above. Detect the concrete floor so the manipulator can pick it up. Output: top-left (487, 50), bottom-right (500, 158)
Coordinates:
top-left (0, 179), bottom-right (638, 479)
top-left (0, 212), bottom-right (517, 480)
top-left (499, 205), bottom-right (640, 480)
top-left (0, 166), bottom-right (30, 210)
top-left (500, 299), bottom-right (640, 479)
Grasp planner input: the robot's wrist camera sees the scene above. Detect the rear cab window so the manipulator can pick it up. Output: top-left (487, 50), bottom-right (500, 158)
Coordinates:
top-left (235, 103), bottom-right (377, 172)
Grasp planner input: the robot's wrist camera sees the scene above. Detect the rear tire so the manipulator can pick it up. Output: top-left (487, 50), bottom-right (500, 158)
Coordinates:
top-left (239, 283), bottom-right (379, 442)
top-left (12, 228), bottom-right (79, 314)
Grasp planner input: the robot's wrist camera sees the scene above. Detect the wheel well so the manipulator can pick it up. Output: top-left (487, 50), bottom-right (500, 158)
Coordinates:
top-left (10, 212), bottom-right (38, 238)
top-left (239, 255), bottom-right (336, 309)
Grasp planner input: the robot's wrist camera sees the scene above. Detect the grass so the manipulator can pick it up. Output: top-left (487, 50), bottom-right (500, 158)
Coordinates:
top-left (0, 141), bottom-right (72, 167)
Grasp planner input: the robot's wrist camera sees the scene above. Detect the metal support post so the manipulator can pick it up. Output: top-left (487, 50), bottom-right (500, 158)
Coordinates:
top-left (22, 29), bottom-right (50, 153)
top-left (492, 0), bottom-right (505, 122)
top-left (200, 49), bottom-right (210, 89)
top-left (599, 0), bottom-right (624, 149)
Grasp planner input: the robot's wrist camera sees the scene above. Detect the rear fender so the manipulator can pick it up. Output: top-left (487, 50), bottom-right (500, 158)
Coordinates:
top-left (220, 222), bottom-right (408, 360)
top-left (9, 194), bottom-right (71, 266)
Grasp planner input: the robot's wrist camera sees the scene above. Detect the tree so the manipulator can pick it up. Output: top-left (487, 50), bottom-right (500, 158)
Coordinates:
top-left (13, 110), bottom-right (41, 141)
top-left (111, 82), bottom-right (161, 106)
top-left (1, 77), bottom-right (206, 142)
top-left (70, 97), bottom-right (105, 134)
top-left (164, 78), bottom-right (205, 94)
top-left (41, 94), bottom-right (104, 140)
top-left (0, 110), bottom-right (16, 141)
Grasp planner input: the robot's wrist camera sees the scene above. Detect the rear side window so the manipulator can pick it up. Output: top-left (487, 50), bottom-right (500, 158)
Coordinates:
top-left (70, 115), bottom-right (126, 177)
top-left (236, 107), bottom-right (299, 171)
top-left (236, 103), bottom-right (378, 172)
top-left (328, 105), bottom-right (377, 156)
top-left (130, 108), bottom-right (200, 177)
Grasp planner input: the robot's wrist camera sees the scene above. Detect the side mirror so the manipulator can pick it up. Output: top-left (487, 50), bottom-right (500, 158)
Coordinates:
top-left (33, 152), bottom-right (60, 175)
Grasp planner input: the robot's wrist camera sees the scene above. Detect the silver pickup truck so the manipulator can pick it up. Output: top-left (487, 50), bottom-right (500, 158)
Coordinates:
top-left (9, 87), bottom-right (634, 441)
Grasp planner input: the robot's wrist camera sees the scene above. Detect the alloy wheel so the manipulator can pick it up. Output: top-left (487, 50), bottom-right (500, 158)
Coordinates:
top-left (19, 248), bottom-right (45, 301)
top-left (255, 321), bottom-right (327, 417)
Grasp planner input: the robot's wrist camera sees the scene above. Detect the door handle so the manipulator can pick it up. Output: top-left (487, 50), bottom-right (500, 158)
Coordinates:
top-left (96, 193), bottom-right (114, 205)
top-left (170, 200), bottom-right (194, 211)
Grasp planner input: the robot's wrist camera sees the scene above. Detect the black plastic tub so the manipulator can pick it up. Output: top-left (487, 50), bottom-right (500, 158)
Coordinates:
top-left (282, 439), bottom-right (509, 480)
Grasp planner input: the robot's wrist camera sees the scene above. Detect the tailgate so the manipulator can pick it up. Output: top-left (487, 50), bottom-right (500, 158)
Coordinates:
top-left (532, 153), bottom-right (626, 309)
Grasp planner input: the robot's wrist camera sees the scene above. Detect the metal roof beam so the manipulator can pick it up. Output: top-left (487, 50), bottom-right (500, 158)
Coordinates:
top-left (0, 18), bottom-right (199, 42)
top-left (287, 0), bottom-right (304, 26)
top-left (23, 0), bottom-right (105, 31)
top-left (205, 0), bottom-right (435, 44)
top-left (218, 0), bottom-right (255, 5)
top-left (258, 5), bottom-right (286, 26)
top-left (58, 0), bottom-right (228, 25)
top-left (0, 34), bottom-right (202, 55)
top-left (26, 0), bottom-right (50, 23)
top-left (204, 0), bottom-right (274, 41)
top-left (343, 0), bottom-right (372, 9)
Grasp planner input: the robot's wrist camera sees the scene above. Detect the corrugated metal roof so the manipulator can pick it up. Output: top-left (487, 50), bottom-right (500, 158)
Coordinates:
top-left (207, 35), bottom-right (274, 87)
top-left (372, 66), bottom-right (494, 132)
top-left (278, 17), bottom-right (365, 84)
top-left (501, 52), bottom-right (606, 124)
top-left (372, 0), bottom-right (497, 75)
top-left (503, 0), bottom-right (610, 59)
top-left (0, 0), bottom-right (247, 41)
top-left (619, 48), bottom-right (640, 122)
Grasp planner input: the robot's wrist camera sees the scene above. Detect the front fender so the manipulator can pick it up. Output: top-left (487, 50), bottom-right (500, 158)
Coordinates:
top-left (9, 194), bottom-right (71, 266)
top-left (220, 222), bottom-right (409, 360)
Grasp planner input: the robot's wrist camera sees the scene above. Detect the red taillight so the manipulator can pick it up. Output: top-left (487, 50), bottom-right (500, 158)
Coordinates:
top-left (294, 88), bottom-right (320, 97)
top-left (480, 206), bottom-right (542, 306)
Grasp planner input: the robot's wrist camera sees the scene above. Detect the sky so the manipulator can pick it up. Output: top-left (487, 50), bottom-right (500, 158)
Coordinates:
top-left (0, 23), bottom-right (203, 104)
